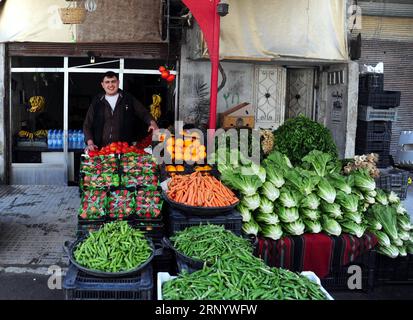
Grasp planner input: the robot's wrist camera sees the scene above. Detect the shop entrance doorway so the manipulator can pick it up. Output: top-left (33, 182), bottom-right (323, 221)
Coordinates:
top-left (9, 57), bottom-right (177, 185)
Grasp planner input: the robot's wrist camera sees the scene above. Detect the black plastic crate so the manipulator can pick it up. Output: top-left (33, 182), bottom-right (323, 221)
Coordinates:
top-left (374, 253), bottom-right (413, 285)
top-left (356, 121), bottom-right (392, 142)
top-left (176, 255), bottom-right (205, 274)
top-left (63, 263), bottom-right (153, 300)
top-left (375, 168), bottom-right (410, 200)
top-left (357, 120), bottom-right (392, 133)
top-left (131, 219), bottom-right (165, 242)
top-left (167, 207), bottom-right (243, 236)
top-left (376, 168), bottom-right (410, 187)
top-left (76, 219), bottom-right (106, 238)
top-left (355, 141), bottom-right (391, 155)
top-left (152, 247), bottom-right (177, 275)
top-left (359, 73), bottom-right (384, 93)
top-left (320, 250), bottom-right (376, 292)
top-left (358, 91), bottom-right (401, 108)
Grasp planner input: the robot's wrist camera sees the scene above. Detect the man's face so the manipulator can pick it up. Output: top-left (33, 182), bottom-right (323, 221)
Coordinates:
top-left (101, 76), bottom-right (119, 96)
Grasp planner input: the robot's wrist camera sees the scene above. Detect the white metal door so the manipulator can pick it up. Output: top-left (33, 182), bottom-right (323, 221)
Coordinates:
top-left (286, 69), bottom-right (315, 120)
top-left (253, 66), bottom-right (287, 130)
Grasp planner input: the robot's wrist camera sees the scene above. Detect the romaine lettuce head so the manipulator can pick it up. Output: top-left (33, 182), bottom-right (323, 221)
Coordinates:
top-left (261, 182), bottom-right (280, 202)
top-left (317, 178), bottom-right (336, 204)
top-left (261, 224), bottom-right (283, 240)
top-left (397, 215), bottom-right (412, 231)
top-left (352, 169), bottom-right (376, 191)
top-left (327, 173), bottom-right (352, 194)
top-left (277, 206), bottom-right (300, 223)
top-left (259, 196), bottom-right (274, 214)
top-left (255, 211), bottom-right (279, 225)
top-left (300, 193), bottom-right (320, 210)
top-left (279, 189), bottom-right (300, 208)
top-left (388, 191), bottom-right (400, 204)
top-left (377, 244), bottom-right (399, 258)
top-left (241, 194), bottom-right (261, 211)
top-left (300, 208), bottom-right (320, 221)
top-left (343, 211), bottom-right (363, 224)
top-left (237, 204), bottom-right (252, 222)
top-left (321, 216), bottom-right (342, 236)
top-left (336, 191), bottom-right (359, 213)
top-left (264, 165), bottom-right (285, 188)
top-left (369, 204), bottom-right (398, 241)
top-left (375, 189), bottom-right (389, 206)
top-left (303, 219), bottom-right (322, 234)
top-left (320, 201), bottom-right (342, 219)
top-left (371, 230), bottom-right (391, 247)
top-left (221, 170), bottom-right (263, 197)
top-left (340, 219), bottom-right (366, 238)
top-left (242, 218), bottom-right (260, 236)
top-left (283, 219), bottom-right (305, 236)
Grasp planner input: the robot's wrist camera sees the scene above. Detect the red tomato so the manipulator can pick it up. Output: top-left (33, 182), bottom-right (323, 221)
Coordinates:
top-left (161, 71), bottom-right (170, 79)
top-left (159, 66), bottom-right (166, 72)
top-left (166, 74), bottom-right (176, 82)
top-left (122, 142), bottom-right (128, 147)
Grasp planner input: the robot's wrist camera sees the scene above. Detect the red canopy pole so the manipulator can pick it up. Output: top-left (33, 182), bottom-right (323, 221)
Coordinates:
top-left (181, 0), bottom-right (222, 130)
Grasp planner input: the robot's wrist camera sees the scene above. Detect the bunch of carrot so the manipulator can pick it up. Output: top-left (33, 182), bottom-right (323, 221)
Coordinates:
top-left (166, 172), bottom-right (239, 207)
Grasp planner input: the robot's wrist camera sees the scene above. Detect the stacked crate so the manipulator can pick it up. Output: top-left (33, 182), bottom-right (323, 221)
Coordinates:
top-left (356, 73), bottom-right (401, 168)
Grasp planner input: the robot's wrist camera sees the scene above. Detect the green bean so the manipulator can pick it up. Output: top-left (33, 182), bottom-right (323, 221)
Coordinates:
top-left (73, 221), bottom-right (151, 273)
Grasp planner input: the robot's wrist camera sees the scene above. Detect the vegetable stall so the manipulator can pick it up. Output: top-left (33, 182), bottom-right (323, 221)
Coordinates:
top-left (63, 119), bottom-right (412, 300)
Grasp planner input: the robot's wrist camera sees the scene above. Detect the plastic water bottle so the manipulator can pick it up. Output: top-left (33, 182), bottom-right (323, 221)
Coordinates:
top-left (47, 130), bottom-right (52, 148)
top-left (69, 130), bottom-right (73, 149)
top-left (78, 130), bottom-right (85, 149)
top-left (50, 130), bottom-right (56, 149)
top-left (57, 130), bottom-right (62, 149)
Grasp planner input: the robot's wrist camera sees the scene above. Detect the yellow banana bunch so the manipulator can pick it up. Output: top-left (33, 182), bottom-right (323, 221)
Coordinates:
top-left (18, 130), bottom-right (34, 140)
top-left (34, 130), bottom-right (48, 138)
top-left (150, 94), bottom-right (162, 121)
top-left (29, 96), bottom-right (45, 113)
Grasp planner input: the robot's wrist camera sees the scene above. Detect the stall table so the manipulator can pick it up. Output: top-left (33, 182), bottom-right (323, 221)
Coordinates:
top-left (256, 232), bottom-right (378, 290)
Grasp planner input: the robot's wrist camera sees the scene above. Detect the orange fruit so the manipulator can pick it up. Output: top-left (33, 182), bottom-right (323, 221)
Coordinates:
top-left (190, 132), bottom-right (201, 139)
top-left (199, 145), bottom-right (206, 153)
top-left (191, 155), bottom-right (199, 162)
top-left (175, 153), bottom-right (183, 161)
top-left (184, 139), bottom-right (192, 147)
top-left (183, 153), bottom-right (192, 162)
top-left (192, 139), bottom-right (201, 147)
top-left (199, 151), bottom-right (207, 159)
top-left (166, 137), bottom-right (175, 146)
top-left (176, 165), bottom-right (185, 171)
top-left (175, 138), bottom-right (184, 148)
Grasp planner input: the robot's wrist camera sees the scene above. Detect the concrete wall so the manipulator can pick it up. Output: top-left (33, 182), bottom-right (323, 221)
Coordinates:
top-left (179, 44), bottom-right (254, 126)
top-left (0, 43), bottom-right (5, 183)
top-left (321, 62), bottom-right (358, 159)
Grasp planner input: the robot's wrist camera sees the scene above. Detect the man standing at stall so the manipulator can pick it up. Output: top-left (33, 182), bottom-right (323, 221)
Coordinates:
top-left (83, 71), bottom-right (159, 151)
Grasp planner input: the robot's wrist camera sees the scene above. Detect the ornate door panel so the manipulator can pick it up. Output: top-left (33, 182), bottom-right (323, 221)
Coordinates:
top-left (253, 66), bottom-right (287, 130)
top-left (286, 69), bottom-right (315, 120)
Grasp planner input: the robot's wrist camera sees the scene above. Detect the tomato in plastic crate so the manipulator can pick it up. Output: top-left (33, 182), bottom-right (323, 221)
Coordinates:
top-left (108, 189), bottom-right (136, 219)
top-left (78, 189), bottom-right (108, 220)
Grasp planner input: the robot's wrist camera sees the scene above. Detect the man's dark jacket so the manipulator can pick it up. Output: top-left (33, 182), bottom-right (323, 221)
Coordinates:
top-left (83, 90), bottom-right (153, 148)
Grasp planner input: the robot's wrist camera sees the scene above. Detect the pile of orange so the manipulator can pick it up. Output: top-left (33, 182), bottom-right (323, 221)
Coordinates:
top-left (165, 134), bottom-right (206, 163)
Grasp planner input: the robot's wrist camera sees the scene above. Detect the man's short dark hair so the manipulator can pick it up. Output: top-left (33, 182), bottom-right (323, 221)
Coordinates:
top-left (101, 71), bottom-right (118, 82)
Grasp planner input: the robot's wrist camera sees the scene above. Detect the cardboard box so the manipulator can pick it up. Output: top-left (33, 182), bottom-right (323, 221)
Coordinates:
top-left (219, 102), bottom-right (255, 129)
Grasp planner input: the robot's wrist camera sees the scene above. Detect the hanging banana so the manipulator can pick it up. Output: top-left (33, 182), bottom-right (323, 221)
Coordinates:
top-left (149, 94), bottom-right (162, 121)
top-left (34, 130), bottom-right (48, 138)
top-left (18, 130), bottom-right (34, 140)
top-left (28, 96), bottom-right (45, 113)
